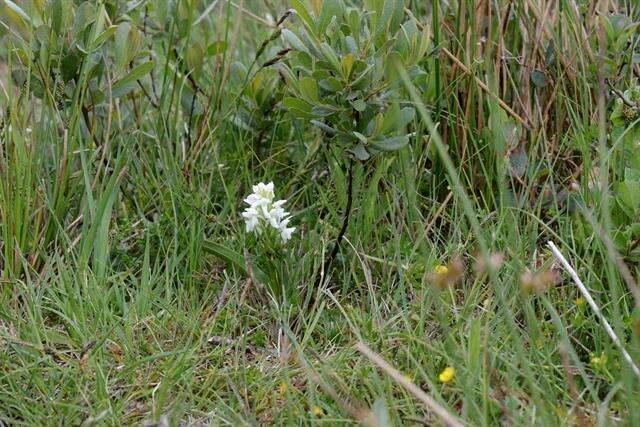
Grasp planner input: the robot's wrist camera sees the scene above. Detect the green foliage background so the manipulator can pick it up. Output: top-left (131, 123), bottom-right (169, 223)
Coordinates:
top-left (1, 0), bottom-right (640, 425)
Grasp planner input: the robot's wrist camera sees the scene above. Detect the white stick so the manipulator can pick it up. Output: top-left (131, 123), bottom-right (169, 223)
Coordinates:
top-left (547, 241), bottom-right (640, 379)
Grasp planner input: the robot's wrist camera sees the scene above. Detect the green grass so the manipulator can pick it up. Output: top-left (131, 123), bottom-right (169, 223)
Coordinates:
top-left (1, 0), bottom-right (640, 425)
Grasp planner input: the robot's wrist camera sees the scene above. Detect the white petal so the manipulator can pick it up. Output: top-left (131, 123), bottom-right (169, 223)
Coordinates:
top-left (268, 215), bottom-right (280, 228)
top-left (278, 217), bottom-right (290, 228)
top-left (265, 182), bottom-right (274, 193)
top-left (252, 183), bottom-right (263, 194)
top-left (241, 207), bottom-right (258, 218)
top-left (253, 182), bottom-right (275, 201)
top-left (269, 207), bottom-right (284, 218)
top-left (244, 194), bottom-right (260, 205)
top-left (257, 197), bottom-right (271, 207)
top-left (245, 217), bottom-right (258, 232)
top-left (280, 226), bottom-right (295, 242)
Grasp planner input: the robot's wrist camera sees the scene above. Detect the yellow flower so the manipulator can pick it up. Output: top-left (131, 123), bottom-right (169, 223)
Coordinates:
top-left (590, 353), bottom-right (607, 369)
top-left (278, 381), bottom-right (287, 395)
top-left (311, 405), bottom-right (323, 416)
top-left (574, 297), bottom-right (585, 306)
top-left (438, 366), bottom-right (455, 383)
top-left (435, 265), bottom-right (449, 274)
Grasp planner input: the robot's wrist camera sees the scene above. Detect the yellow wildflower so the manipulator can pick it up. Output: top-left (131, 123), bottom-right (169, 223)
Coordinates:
top-left (574, 297), bottom-right (585, 307)
top-left (278, 381), bottom-right (287, 395)
top-left (590, 353), bottom-right (607, 369)
top-left (438, 366), bottom-right (455, 383)
top-left (429, 259), bottom-right (464, 289)
top-left (311, 405), bottom-right (323, 416)
top-left (435, 265), bottom-right (449, 274)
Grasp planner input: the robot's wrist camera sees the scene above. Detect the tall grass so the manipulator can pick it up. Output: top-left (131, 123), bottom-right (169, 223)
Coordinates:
top-left (1, 0), bottom-right (639, 425)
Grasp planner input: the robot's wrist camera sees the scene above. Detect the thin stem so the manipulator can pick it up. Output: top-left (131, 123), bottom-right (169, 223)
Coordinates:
top-left (309, 157), bottom-right (355, 301)
top-left (327, 158), bottom-right (355, 278)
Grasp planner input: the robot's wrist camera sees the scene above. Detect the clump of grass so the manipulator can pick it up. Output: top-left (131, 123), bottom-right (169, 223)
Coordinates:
top-left (1, 0), bottom-right (639, 425)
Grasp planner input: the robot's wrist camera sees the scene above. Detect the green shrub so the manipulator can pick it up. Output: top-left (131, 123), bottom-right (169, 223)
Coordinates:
top-left (278, 0), bottom-right (429, 160)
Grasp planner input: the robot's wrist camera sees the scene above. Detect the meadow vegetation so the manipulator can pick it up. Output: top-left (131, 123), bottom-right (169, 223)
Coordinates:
top-left (1, 0), bottom-right (640, 425)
